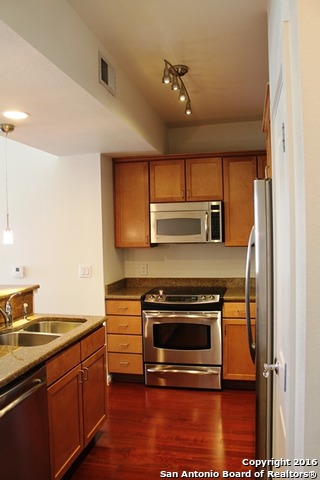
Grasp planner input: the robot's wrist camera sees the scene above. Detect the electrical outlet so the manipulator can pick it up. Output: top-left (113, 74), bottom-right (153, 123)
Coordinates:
top-left (141, 263), bottom-right (148, 276)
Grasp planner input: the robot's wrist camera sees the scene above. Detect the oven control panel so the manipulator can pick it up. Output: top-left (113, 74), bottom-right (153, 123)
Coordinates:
top-left (144, 291), bottom-right (221, 304)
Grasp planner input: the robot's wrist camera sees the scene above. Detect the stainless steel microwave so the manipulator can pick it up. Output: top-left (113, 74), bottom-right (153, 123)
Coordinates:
top-left (150, 201), bottom-right (223, 244)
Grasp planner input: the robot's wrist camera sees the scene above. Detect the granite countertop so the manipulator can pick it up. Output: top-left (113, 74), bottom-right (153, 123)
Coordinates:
top-left (105, 278), bottom-right (255, 302)
top-left (0, 313), bottom-right (106, 389)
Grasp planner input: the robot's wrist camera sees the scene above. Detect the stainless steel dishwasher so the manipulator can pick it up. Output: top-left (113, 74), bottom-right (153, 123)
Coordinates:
top-left (0, 365), bottom-right (51, 480)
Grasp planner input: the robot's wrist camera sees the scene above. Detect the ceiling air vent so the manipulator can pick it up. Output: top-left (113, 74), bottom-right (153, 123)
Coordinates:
top-left (99, 52), bottom-right (116, 96)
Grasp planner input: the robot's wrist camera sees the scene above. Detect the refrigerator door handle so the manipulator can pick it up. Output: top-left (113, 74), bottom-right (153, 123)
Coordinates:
top-left (245, 225), bottom-right (256, 363)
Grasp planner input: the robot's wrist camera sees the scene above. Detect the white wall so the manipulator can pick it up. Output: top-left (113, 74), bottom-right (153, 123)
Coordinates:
top-left (0, 138), bottom-right (105, 315)
top-left (295, 0), bottom-right (320, 459)
top-left (268, 0), bottom-right (320, 460)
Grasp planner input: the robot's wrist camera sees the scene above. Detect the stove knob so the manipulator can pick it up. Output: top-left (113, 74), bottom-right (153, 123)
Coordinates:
top-left (149, 295), bottom-right (155, 300)
top-left (200, 295), bottom-right (206, 300)
top-left (159, 289), bottom-right (163, 296)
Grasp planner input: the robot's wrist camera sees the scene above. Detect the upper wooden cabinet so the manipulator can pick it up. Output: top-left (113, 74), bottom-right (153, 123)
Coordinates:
top-left (149, 157), bottom-right (223, 203)
top-left (223, 155), bottom-right (266, 246)
top-left (114, 161), bottom-right (150, 247)
top-left (150, 159), bottom-right (185, 202)
top-left (186, 158), bottom-right (223, 201)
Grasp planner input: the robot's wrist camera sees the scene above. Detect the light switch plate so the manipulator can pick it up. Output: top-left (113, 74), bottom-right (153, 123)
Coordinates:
top-left (79, 265), bottom-right (92, 278)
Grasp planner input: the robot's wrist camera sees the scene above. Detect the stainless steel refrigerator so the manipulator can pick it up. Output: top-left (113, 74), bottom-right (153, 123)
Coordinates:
top-left (245, 178), bottom-right (273, 460)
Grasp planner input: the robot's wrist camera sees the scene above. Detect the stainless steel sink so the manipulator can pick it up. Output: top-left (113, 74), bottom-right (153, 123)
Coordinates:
top-left (0, 331), bottom-right (60, 347)
top-left (23, 318), bottom-right (86, 334)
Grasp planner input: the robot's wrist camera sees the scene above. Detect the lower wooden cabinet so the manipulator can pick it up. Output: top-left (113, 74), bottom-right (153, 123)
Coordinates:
top-left (106, 299), bottom-right (143, 375)
top-left (46, 326), bottom-right (106, 480)
top-left (223, 302), bottom-right (256, 381)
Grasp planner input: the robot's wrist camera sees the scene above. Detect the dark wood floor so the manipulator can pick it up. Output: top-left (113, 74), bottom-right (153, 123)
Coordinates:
top-left (64, 382), bottom-right (256, 480)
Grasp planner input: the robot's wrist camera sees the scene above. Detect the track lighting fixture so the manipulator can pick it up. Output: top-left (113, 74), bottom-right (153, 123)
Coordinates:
top-left (162, 59), bottom-right (192, 115)
top-left (1, 123), bottom-right (15, 244)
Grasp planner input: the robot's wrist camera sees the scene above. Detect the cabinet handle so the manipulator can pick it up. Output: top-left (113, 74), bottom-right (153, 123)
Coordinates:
top-left (118, 323), bottom-right (129, 328)
top-left (79, 368), bottom-right (89, 382)
top-left (237, 310), bottom-right (246, 316)
top-left (83, 367), bottom-right (89, 381)
top-left (118, 306), bottom-right (128, 311)
top-left (119, 361), bottom-right (129, 366)
top-left (119, 343), bottom-right (129, 348)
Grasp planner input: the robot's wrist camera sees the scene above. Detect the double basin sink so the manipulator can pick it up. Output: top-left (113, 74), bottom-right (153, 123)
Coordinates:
top-left (0, 318), bottom-right (86, 347)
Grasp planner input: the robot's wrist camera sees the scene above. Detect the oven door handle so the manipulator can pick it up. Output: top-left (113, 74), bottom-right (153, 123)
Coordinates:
top-left (143, 312), bottom-right (219, 320)
top-left (146, 366), bottom-right (219, 375)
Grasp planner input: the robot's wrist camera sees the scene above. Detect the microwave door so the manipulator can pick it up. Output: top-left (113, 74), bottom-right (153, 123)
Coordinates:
top-left (151, 210), bottom-right (208, 243)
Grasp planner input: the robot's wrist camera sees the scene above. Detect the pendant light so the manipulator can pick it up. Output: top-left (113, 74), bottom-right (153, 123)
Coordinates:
top-left (1, 123), bottom-right (15, 244)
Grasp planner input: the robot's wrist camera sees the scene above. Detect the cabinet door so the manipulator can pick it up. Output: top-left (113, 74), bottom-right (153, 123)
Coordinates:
top-left (223, 156), bottom-right (257, 246)
top-left (82, 346), bottom-right (107, 446)
top-left (186, 157), bottom-right (223, 201)
top-left (223, 319), bottom-right (256, 381)
top-left (48, 366), bottom-right (83, 480)
top-left (114, 162), bottom-right (150, 247)
top-left (150, 159), bottom-right (185, 202)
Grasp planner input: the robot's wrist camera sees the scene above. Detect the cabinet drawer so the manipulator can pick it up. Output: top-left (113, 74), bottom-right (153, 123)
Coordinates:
top-left (106, 300), bottom-right (141, 316)
top-left (108, 353), bottom-right (143, 374)
top-left (223, 302), bottom-right (256, 318)
top-left (46, 343), bottom-right (81, 387)
top-left (107, 315), bottom-right (142, 334)
top-left (81, 325), bottom-right (106, 361)
top-left (107, 334), bottom-right (142, 353)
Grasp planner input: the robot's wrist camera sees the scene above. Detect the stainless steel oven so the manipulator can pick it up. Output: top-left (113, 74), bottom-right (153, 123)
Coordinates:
top-left (142, 287), bottom-right (225, 390)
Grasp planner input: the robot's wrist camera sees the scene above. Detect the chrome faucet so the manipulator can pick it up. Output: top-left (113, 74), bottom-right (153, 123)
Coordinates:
top-left (3, 292), bottom-right (22, 327)
top-left (0, 306), bottom-right (10, 327)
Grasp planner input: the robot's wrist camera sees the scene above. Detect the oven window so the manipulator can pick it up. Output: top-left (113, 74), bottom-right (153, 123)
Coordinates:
top-left (153, 323), bottom-right (211, 350)
top-left (156, 218), bottom-right (201, 236)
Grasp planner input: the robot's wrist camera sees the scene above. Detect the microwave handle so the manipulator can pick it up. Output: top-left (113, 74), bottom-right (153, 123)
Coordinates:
top-left (205, 211), bottom-right (209, 241)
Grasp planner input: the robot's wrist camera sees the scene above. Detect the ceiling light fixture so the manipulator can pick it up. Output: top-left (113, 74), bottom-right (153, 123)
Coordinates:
top-left (3, 111), bottom-right (29, 120)
top-left (162, 59), bottom-right (192, 115)
top-left (1, 123), bottom-right (15, 244)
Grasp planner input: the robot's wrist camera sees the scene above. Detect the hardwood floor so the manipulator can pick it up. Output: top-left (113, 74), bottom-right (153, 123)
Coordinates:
top-left (64, 382), bottom-right (255, 480)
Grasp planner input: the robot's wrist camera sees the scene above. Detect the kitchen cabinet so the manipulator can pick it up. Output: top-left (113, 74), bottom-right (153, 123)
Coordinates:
top-left (46, 326), bottom-right (106, 480)
top-left (106, 299), bottom-right (143, 376)
top-left (223, 155), bottom-right (266, 246)
top-left (149, 157), bottom-right (223, 202)
top-left (223, 302), bottom-right (256, 381)
top-left (114, 161), bottom-right (150, 247)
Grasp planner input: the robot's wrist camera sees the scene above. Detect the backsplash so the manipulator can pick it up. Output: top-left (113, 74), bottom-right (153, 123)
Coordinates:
top-left (123, 243), bottom-right (249, 278)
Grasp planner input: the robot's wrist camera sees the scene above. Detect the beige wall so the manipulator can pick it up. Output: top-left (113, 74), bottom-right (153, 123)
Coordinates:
top-left (0, 139), bottom-right (106, 315)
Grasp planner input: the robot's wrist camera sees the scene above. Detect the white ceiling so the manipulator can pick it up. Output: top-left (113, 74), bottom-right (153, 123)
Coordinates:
top-left (0, 0), bottom-right (268, 156)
